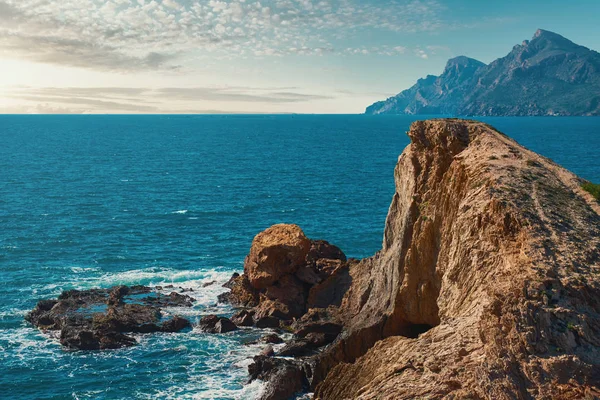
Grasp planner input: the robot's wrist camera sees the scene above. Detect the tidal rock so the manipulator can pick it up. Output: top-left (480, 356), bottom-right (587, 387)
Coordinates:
top-left (254, 316), bottom-right (281, 329)
top-left (161, 316), bottom-right (192, 332)
top-left (278, 339), bottom-right (315, 357)
top-left (248, 356), bottom-right (305, 400)
top-left (260, 345), bottom-right (275, 357)
top-left (218, 274), bottom-right (259, 307)
top-left (26, 285), bottom-right (192, 350)
top-left (261, 333), bottom-right (284, 344)
top-left (231, 309), bottom-right (254, 327)
top-left (199, 315), bottom-right (238, 334)
top-left (244, 224), bottom-right (311, 289)
top-left (143, 292), bottom-right (195, 307)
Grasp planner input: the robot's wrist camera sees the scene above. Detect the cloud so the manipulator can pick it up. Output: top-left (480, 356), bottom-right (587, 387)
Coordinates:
top-left (0, 0), bottom-right (448, 71)
top-left (2, 85), bottom-right (336, 114)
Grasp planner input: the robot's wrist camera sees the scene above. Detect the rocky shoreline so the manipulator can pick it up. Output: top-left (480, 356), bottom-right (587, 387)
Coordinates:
top-left (27, 119), bottom-right (600, 399)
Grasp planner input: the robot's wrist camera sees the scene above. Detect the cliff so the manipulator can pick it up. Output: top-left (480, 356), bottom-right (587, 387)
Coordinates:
top-left (314, 119), bottom-right (600, 399)
top-left (366, 29), bottom-right (600, 116)
top-left (223, 119), bottom-right (600, 399)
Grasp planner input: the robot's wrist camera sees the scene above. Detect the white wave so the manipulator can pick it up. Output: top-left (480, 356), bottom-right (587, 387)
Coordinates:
top-left (172, 210), bottom-right (189, 214)
top-left (0, 308), bottom-right (29, 320)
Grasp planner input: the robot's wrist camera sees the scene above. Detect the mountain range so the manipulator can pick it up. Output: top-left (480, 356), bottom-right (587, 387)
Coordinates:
top-left (366, 29), bottom-right (600, 116)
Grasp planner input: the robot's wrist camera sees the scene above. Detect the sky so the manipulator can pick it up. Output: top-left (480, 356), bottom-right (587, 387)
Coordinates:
top-left (1, 0), bottom-right (599, 114)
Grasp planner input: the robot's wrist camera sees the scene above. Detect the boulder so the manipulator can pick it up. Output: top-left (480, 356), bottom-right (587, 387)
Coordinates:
top-left (260, 345), bottom-right (275, 357)
top-left (199, 315), bottom-right (238, 334)
top-left (261, 333), bottom-right (284, 344)
top-left (161, 316), bottom-right (191, 332)
top-left (215, 318), bottom-right (238, 333)
top-left (248, 355), bottom-right (305, 400)
top-left (244, 224), bottom-right (311, 289)
top-left (278, 339), bottom-right (315, 357)
top-left (231, 309), bottom-right (255, 327)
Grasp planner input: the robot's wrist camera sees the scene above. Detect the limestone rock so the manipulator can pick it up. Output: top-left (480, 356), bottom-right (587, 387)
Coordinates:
top-left (244, 224), bottom-right (311, 289)
top-left (312, 119), bottom-right (600, 399)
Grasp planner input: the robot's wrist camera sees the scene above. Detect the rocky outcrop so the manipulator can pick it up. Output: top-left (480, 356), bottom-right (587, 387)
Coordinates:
top-left (367, 29), bottom-right (600, 116)
top-left (26, 285), bottom-right (194, 350)
top-left (235, 119), bottom-right (600, 399)
top-left (222, 224), bottom-right (350, 329)
top-left (311, 119), bottom-right (600, 399)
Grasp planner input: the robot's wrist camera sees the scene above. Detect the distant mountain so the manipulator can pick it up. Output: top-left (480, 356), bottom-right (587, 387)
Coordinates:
top-left (366, 30), bottom-right (600, 116)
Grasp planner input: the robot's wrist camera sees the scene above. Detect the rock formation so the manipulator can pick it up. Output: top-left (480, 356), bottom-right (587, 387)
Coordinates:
top-left (26, 285), bottom-right (193, 350)
top-left (366, 29), bottom-right (600, 116)
top-left (228, 119), bottom-right (600, 399)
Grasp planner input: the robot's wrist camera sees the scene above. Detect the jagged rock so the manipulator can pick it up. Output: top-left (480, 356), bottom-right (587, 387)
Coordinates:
top-left (311, 120), bottom-right (600, 399)
top-left (263, 275), bottom-right (307, 318)
top-left (231, 309), bottom-right (254, 327)
top-left (254, 316), bottom-right (281, 329)
top-left (218, 274), bottom-right (259, 307)
top-left (244, 224), bottom-right (311, 289)
top-left (307, 262), bottom-right (352, 309)
top-left (253, 299), bottom-right (293, 322)
top-left (306, 240), bottom-right (347, 265)
top-left (295, 265), bottom-right (322, 285)
top-left (261, 333), bottom-right (284, 344)
top-left (248, 356), bottom-right (305, 400)
top-left (222, 273), bottom-right (240, 289)
top-left (26, 285), bottom-right (192, 350)
top-left (260, 345), bottom-right (275, 357)
top-left (143, 292), bottom-right (195, 307)
top-left (199, 315), bottom-right (238, 334)
top-left (215, 318), bottom-right (237, 333)
top-left (161, 316), bottom-right (192, 332)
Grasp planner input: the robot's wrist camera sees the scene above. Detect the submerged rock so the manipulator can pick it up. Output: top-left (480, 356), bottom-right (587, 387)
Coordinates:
top-left (26, 285), bottom-right (193, 350)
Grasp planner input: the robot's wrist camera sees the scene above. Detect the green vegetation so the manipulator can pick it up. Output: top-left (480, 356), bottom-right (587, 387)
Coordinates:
top-left (582, 182), bottom-right (600, 201)
top-left (567, 322), bottom-right (577, 332)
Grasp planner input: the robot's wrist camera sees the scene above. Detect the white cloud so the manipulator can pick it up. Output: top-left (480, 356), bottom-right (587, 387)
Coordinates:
top-left (0, 0), bottom-right (447, 71)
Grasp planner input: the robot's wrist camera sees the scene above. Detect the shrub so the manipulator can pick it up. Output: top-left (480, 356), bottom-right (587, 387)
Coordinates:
top-left (582, 182), bottom-right (600, 201)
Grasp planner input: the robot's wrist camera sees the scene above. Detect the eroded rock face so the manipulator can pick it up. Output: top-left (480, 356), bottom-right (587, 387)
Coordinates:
top-left (244, 224), bottom-right (311, 289)
top-left (312, 119), bottom-right (600, 399)
top-left (26, 286), bottom-right (194, 350)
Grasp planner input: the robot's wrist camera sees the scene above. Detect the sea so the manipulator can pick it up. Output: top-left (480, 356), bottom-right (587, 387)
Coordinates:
top-left (1, 115), bottom-right (599, 400)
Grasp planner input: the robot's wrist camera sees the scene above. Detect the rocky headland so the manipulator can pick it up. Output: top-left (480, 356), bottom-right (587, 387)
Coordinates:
top-left (220, 119), bottom-right (600, 399)
top-left (26, 119), bottom-right (600, 398)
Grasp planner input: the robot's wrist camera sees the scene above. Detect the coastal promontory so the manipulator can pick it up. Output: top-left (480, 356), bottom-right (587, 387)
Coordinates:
top-left (225, 119), bottom-right (600, 399)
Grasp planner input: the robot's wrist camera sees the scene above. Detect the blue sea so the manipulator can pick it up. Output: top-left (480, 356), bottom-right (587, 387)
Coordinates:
top-left (1, 115), bottom-right (599, 400)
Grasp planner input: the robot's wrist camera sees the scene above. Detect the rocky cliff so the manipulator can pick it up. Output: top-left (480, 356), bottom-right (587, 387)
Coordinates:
top-left (314, 119), bottom-right (600, 399)
top-left (224, 119), bottom-right (600, 399)
top-left (366, 30), bottom-right (600, 116)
